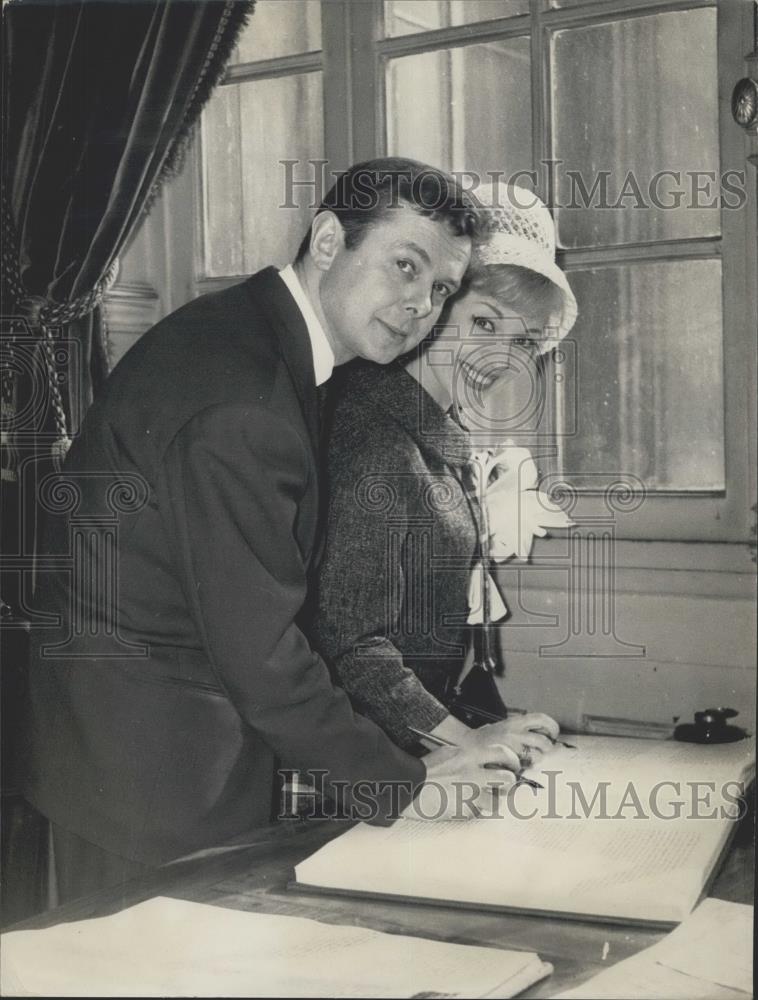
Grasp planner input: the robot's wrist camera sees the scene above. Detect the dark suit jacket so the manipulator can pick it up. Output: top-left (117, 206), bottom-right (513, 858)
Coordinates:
top-left (22, 268), bottom-right (424, 865)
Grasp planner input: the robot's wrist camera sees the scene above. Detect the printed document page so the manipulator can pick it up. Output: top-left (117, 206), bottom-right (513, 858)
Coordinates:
top-left (552, 899), bottom-right (753, 998)
top-left (651, 898), bottom-right (753, 993)
top-left (0, 895), bottom-right (552, 998)
top-left (295, 813), bottom-right (726, 923)
top-left (295, 736), bottom-right (754, 924)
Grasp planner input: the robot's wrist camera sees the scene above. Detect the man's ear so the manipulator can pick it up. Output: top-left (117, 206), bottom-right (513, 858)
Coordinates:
top-left (308, 211), bottom-right (344, 271)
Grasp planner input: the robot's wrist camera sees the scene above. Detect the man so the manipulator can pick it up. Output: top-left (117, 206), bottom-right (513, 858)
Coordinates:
top-left (23, 158), bottom-right (520, 901)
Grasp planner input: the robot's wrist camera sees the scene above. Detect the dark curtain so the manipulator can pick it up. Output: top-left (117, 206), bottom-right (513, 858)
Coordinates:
top-left (0, 0), bottom-right (255, 922)
top-left (3, 0), bottom-right (255, 434)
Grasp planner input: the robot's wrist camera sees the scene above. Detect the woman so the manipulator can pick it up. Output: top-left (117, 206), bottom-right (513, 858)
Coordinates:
top-left (313, 184), bottom-right (577, 763)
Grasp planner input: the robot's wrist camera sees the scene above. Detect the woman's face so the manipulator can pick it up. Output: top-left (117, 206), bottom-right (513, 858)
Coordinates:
top-left (428, 287), bottom-right (544, 409)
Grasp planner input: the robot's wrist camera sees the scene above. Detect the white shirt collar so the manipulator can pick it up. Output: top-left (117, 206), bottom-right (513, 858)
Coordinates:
top-left (278, 264), bottom-right (334, 387)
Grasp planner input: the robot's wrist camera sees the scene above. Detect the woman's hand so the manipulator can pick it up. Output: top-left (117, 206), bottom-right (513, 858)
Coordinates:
top-left (482, 712), bottom-right (561, 769)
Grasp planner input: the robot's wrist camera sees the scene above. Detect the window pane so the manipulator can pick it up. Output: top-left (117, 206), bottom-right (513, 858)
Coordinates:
top-left (202, 73), bottom-right (323, 277)
top-left (201, 85), bottom-right (243, 276)
top-left (385, 0), bottom-right (529, 37)
top-left (562, 260), bottom-right (724, 491)
top-left (552, 9), bottom-right (720, 247)
top-left (386, 39), bottom-right (532, 180)
top-left (233, 0), bottom-right (321, 63)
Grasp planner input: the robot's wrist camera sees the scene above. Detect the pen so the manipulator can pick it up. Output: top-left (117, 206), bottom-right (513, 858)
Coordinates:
top-left (466, 704), bottom-right (576, 749)
top-left (407, 726), bottom-right (544, 789)
top-left (407, 726), bottom-right (457, 748)
top-left (535, 732), bottom-right (576, 750)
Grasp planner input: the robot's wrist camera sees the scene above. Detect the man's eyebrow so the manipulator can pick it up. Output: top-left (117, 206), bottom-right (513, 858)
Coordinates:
top-left (396, 241), bottom-right (463, 290)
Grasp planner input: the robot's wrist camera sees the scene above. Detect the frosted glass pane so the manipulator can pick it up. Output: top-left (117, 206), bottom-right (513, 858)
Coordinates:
top-left (202, 73), bottom-right (323, 277)
top-left (201, 86), bottom-right (243, 276)
top-left (562, 260), bottom-right (724, 491)
top-left (386, 39), bottom-right (532, 181)
top-left (233, 0), bottom-right (321, 62)
top-left (385, 1), bottom-right (529, 36)
top-left (552, 9), bottom-right (720, 247)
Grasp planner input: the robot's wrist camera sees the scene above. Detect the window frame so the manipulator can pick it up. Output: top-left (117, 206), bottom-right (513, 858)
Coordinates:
top-left (194, 0), bottom-right (757, 544)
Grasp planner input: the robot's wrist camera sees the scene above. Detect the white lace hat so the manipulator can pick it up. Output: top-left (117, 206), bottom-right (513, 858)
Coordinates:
top-left (472, 182), bottom-right (577, 351)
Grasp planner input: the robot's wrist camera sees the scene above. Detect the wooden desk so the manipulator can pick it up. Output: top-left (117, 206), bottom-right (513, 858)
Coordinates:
top-left (6, 805), bottom-right (754, 998)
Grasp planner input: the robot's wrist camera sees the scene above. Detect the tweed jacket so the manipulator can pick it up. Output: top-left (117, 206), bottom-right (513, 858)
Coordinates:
top-left (22, 268), bottom-right (424, 865)
top-left (313, 361), bottom-right (480, 751)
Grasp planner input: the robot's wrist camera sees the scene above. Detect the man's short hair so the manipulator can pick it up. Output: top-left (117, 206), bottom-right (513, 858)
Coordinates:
top-left (295, 157), bottom-right (481, 261)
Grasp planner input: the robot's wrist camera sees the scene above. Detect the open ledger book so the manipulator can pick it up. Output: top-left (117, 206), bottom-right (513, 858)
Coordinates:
top-left (295, 735), bottom-right (755, 927)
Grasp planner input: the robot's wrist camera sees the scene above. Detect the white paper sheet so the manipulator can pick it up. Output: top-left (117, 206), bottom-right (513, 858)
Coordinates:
top-left (0, 896), bottom-right (552, 998)
top-left (552, 899), bottom-right (753, 999)
top-left (295, 736), bottom-right (755, 924)
top-left (552, 960), bottom-right (748, 1000)
top-left (651, 898), bottom-right (753, 994)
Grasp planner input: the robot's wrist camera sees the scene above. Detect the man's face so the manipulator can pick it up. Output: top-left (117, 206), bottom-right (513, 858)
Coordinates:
top-left (318, 207), bottom-right (471, 365)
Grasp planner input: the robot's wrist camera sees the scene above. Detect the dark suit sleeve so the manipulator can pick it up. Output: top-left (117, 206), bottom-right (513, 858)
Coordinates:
top-left (159, 402), bottom-right (424, 820)
top-left (313, 427), bottom-right (450, 751)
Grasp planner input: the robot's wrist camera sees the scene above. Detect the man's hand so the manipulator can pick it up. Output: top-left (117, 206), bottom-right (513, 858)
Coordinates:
top-left (404, 713), bottom-right (562, 820)
top-left (406, 724), bottom-right (522, 820)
